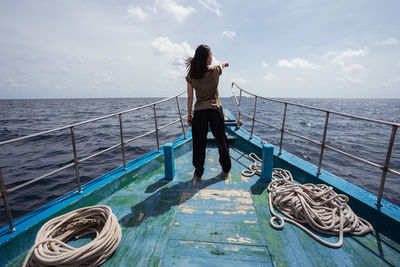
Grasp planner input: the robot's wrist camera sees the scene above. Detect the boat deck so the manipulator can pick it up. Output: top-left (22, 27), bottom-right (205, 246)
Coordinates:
top-left (9, 144), bottom-right (400, 266)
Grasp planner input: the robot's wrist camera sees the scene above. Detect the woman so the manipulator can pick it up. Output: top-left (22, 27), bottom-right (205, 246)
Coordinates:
top-left (185, 44), bottom-right (231, 185)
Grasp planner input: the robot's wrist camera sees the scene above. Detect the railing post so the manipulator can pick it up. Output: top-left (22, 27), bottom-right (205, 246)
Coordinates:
top-left (261, 144), bottom-right (274, 182)
top-left (237, 89), bottom-right (243, 123)
top-left (279, 103), bottom-right (288, 155)
top-left (0, 168), bottom-right (15, 232)
top-left (69, 127), bottom-right (82, 194)
top-left (250, 95), bottom-right (257, 139)
top-left (119, 114), bottom-right (127, 170)
top-left (376, 125), bottom-right (398, 206)
top-left (164, 142), bottom-right (175, 180)
top-left (175, 96), bottom-right (186, 139)
top-left (317, 112), bottom-right (330, 175)
top-left (153, 104), bottom-right (160, 152)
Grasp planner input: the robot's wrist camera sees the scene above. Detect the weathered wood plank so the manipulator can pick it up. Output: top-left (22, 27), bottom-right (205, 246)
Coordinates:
top-left (162, 240), bottom-right (272, 266)
top-left (171, 213), bottom-right (265, 246)
top-left (251, 175), bottom-right (400, 267)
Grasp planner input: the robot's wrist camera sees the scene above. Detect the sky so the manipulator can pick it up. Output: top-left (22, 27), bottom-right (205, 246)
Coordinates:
top-left (0, 0), bottom-right (399, 99)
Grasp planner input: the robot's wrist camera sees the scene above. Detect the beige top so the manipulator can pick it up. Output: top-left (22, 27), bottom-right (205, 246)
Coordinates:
top-left (186, 66), bottom-right (222, 111)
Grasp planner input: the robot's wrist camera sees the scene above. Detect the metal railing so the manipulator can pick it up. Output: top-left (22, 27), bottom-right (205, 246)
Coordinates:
top-left (231, 82), bottom-right (399, 207)
top-left (0, 92), bottom-right (187, 232)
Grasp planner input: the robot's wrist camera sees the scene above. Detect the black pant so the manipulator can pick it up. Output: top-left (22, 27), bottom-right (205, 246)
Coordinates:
top-left (192, 107), bottom-right (231, 177)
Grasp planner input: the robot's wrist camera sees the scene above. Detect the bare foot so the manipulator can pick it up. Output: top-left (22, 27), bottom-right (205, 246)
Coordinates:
top-left (220, 171), bottom-right (229, 179)
top-left (192, 173), bottom-right (201, 186)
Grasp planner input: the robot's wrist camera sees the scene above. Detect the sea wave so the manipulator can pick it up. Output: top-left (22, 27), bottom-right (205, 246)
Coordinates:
top-left (0, 97), bottom-right (399, 227)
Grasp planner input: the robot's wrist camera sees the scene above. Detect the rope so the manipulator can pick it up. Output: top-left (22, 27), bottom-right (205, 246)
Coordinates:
top-left (242, 153), bottom-right (374, 248)
top-left (241, 153), bottom-right (263, 177)
top-left (23, 205), bottom-right (122, 267)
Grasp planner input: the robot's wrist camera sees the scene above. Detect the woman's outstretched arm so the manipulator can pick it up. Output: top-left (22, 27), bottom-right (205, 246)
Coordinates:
top-left (187, 82), bottom-right (193, 126)
top-left (218, 62), bottom-right (229, 74)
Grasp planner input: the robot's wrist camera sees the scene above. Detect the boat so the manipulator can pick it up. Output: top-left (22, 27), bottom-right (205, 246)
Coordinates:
top-left (1, 85), bottom-right (399, 266)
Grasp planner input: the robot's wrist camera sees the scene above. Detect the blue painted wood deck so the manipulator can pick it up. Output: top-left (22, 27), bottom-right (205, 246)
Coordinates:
top-left (6, 143), bottom-right (400, 266)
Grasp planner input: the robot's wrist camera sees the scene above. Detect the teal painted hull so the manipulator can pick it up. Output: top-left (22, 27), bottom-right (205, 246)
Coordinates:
top-left (1, 110), bottom-right (399, 266)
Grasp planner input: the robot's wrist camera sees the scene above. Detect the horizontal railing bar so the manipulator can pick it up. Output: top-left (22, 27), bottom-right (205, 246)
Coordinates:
top-left (7, 163), bottom-right (75, 194)
top-left (3, 119), bottom-right (189, 195)
top-left (0, 91), bottom-right (186, 147)
top-left (232, 83), bottom-right (400, 127)
top-left (388, 168), bottom-right (400, 176)
top-left (247, 114), bottom-right (400, 176)
top-left (124, 129), bottom-right (157, 145)
top-left (243, 112), bottom-right (321, 145)
top-left (240, 113), bottom-right (253, 120)
top-left (158, 118), bottom-right (181, 131)
top-left (79, 143), bottom-right (121, 164)
top-left (283, 129), bottom-right (322, 146)
top-left (253, 118), bottom-right (281, 131)
top-left (325, 144), bottom-right (384, 170)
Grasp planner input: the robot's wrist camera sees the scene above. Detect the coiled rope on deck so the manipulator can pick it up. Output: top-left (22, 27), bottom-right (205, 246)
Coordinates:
top-left (23, 205), bottom-right (122, 267)
top-left (242, 153), bottom-right (374, 248)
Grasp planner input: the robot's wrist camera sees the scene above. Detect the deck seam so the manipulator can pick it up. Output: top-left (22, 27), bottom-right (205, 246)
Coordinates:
top-left (159, 180), bottom-right (187, 267)
top-left (168, 238), bottom-right (268, 248)
top-left (250, 187), bottom-right (276, 267)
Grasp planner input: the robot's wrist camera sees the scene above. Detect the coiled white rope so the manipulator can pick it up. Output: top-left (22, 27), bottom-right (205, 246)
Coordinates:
top-left (241, 153), bottom-right (263, 177)
top-left (242, 153), bottom-right (374, 248)
top-left (23, 205), bottom-right (122, 267)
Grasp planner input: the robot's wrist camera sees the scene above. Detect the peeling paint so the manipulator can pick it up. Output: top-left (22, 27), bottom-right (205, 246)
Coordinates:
top-left (243, 220), bottom-right (257, 224)
top-left (236, 198), bottom-right (253, 204)
top-left (224, 246), bottom-right (240, 252)
top-left (200, 189), bottom-right (251, 197)
top-left (180, 206), bottom-right (196, 214)
top-left (220, 210), bottom-right (247, 215)
top-left (226, 234), bottom-right (254, 244)
top-left (241, 175), bottom-right (250, 182)
top-left (236, 205), bottom-right (255, 210)
top-left (179, 240), bottom-right (194, 245)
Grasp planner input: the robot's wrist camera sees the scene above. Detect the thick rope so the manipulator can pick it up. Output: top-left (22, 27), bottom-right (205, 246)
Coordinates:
top-left (242, 153), bottom-right (374, 248)
top-left (241, 153), bottom-right (263, 177)
top-left (23, 205), bottom-right (122, 267)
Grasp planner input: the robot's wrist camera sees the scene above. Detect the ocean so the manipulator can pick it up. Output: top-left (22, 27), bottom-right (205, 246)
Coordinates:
top-left (0, 97), bottom-right (399, 227)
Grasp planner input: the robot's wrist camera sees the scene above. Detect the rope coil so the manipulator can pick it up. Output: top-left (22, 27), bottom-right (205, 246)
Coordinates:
top-left (23, 205), bottom-right (122, 266)
top-left (242, 153), bottom-right (374, 248)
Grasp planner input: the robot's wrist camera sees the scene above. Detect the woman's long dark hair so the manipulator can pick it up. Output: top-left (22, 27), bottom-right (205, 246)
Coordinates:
top-left (186, 44), bottom-right (210, 79)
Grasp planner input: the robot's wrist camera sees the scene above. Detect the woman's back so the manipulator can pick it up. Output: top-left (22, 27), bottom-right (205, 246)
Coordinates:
top-left (186, 66), bottom-right (222, 111)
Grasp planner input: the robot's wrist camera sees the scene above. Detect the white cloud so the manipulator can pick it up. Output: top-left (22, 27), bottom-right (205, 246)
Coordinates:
top-left (231, 77), bottom-right (246, 84)
top-left (277, 58), bottom-right (319, 69)
top-left (261, 61), bottom-right (269, 68)
top-left (376, 37), bottom-right (399, 46)
top-left (161, 0), bottom-right (195, 22)
top-left (128, 6), bottom-right (152, 21)
top-left (59, 67), bottom-right (70, 74)
top-left (198, 0), bottom-right (221, 16)
top-left (151, 37), bottom-right (194, 65)
top-left (296, 76), bottom-right (304, 81)
top-left (222, 31), bottom-right (236, 39)
top-left (263, 73), bottom-right (278, 80)
top-left (0, 77), bottom-right (19, 88)
top-left (151, 37), bottom-right (195, 79)
top-left (322, 47), bottom-right (369, 83)
top-left (378, 75), bottom-right (400, 88)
